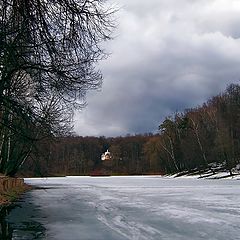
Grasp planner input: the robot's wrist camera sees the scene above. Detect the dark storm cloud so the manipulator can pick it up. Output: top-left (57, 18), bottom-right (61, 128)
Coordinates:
top-left (74, 0), bottom-right (240, 136)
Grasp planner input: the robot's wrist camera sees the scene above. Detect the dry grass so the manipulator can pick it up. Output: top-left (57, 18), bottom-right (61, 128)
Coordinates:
top-left (0, 184), bottom-right (31, 206)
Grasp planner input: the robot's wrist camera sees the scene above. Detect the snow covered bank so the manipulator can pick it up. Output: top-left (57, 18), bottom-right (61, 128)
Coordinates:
top-left (166, 163), bottom-right (240, 180)
top-left (168, 172), bottom-right (240, 180)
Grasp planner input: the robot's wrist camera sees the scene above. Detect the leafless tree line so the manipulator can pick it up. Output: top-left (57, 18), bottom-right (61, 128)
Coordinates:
top-left (20, 84), bottom-right (240, 177)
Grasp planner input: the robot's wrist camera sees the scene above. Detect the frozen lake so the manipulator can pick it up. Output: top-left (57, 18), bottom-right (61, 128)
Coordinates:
top-left (6, 176), bottom-right (240, 240)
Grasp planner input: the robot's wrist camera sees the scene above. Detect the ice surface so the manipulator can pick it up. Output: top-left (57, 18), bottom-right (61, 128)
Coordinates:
top-left (7, 176), bottom-right (240, 240)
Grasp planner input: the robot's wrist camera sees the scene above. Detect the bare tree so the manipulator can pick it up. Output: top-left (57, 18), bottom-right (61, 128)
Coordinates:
top-left (0, 0), bottom-right (116, 176)
top-left (159, 118), bottom-right (180, 172)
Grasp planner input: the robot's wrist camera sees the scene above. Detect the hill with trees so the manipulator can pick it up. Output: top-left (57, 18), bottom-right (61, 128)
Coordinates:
top-left (19, 83), bottom-right (240, 177)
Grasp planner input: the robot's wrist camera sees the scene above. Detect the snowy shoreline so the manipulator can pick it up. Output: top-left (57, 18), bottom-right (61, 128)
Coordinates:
top-left (165, 170), bottom-right (240, 180)
top-left (24, 171), bottom-right (240, 181)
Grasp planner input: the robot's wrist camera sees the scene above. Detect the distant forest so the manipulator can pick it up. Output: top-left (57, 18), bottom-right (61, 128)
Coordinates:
top-left (20, 83), bottom-right (240, 177)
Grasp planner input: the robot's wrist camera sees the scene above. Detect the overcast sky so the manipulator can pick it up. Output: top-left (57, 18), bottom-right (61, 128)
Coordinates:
top-left (74, 0), bottom-right (240, 137)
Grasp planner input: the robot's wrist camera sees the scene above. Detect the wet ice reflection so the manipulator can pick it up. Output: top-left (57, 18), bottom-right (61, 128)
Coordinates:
top-left (5, 176), bottom-right (240, 240)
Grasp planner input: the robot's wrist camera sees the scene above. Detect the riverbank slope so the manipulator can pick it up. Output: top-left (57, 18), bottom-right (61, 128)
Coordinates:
top-left (0, 176), bottom-right (30, 207)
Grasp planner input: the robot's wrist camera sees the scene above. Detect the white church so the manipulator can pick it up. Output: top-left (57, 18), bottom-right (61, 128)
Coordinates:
top-left (101, 150), bottom-right (112, 161)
